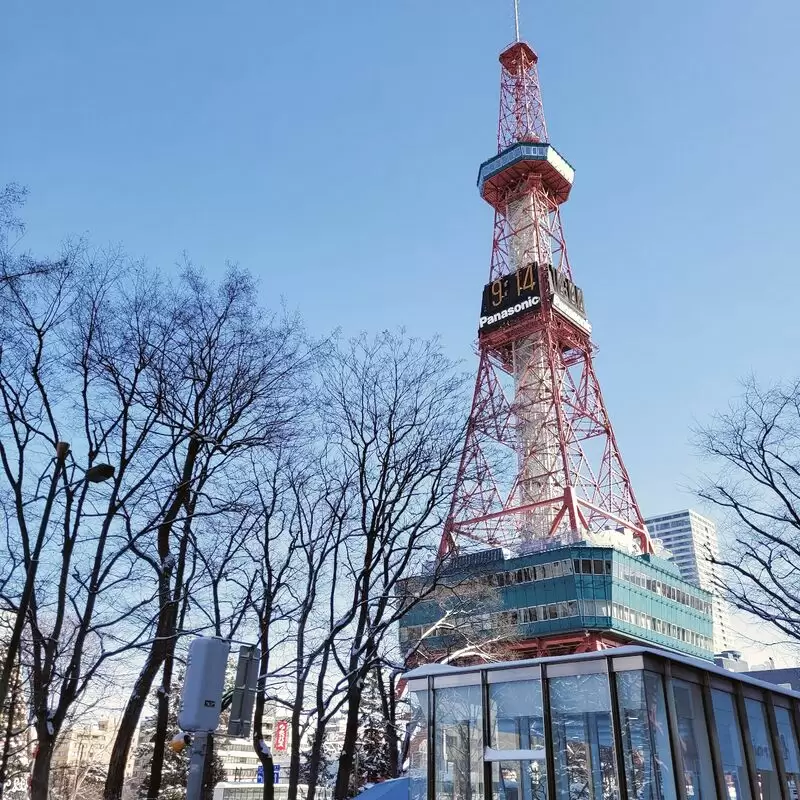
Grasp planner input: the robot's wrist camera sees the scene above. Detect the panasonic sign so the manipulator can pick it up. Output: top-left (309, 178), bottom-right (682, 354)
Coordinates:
top-left (479, 295), bottom-right (541, 330)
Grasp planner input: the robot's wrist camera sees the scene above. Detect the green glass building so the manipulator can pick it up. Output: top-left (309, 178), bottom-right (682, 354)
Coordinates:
top-left (399, 545), bottom-right (713, 661)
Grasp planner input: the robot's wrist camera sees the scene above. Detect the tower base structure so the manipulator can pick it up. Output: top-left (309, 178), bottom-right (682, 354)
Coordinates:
top-left (399, 544), bottom-right (713, 666)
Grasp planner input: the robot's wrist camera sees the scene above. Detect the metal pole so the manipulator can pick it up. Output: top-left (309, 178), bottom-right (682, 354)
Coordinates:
top-left (186, 733), bottom-right (209, 800)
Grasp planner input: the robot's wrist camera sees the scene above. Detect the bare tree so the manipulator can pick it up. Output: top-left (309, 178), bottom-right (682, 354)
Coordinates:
top-left (104, 267), bottom-right (309, 800)
top-left (235, 332), bottom-right (469, 800)
top-left (306, 331), bottom-right (468, 800)
top-left (0, 249), bottom-right (309, 800)
top-left (696, 377), bottom-right (800, 640)
top-left (0, 184), bottom-right (65, 284)
top-left (0, 255), bottom-right (181, 800)
top-left (382, 575), bottom-right (519, 779)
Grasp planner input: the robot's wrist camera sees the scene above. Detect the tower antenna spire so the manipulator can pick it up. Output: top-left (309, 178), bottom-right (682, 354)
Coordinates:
top-left (513, 0), bottom-right (520, 42)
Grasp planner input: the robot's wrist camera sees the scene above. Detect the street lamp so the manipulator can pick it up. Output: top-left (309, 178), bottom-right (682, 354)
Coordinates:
top-left (84, 463), bottom-right (115, 484)
top-left (0, 442), bottom-right (116, 714)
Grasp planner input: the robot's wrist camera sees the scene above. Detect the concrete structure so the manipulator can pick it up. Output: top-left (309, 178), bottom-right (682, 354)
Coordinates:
top-left (645, 509), bottom-right (732, 652)
top-left (52, 716), bottom-right (138, 797)
top-left (216, 710), bottom-right (289, 782)
top-left (404, 645), bottom-right (800, 800)
top-left (400, 544), bottom-right (714, 661)
top-left (715, 649), bottom-right (750, 673)
top-left (216, 736), bottom-right (263, 783)
top-left (744, 667), bottom-right (800, 693)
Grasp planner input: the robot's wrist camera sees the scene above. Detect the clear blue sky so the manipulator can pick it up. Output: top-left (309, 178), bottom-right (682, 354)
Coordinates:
top-left (3, 1), bottom-right (800, 517)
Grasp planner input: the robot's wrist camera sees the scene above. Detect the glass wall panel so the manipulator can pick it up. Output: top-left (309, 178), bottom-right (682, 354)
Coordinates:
top-left (491, 761), bottom-right (547, 800)
top-left (671, 679), bottom-right (716, 800)
top-left (489, 680), bottom-right (547, 800)
top-left (773, 705), bottom-right (800, 799)
top-left (435, 685), bottom-right (484, 800)
top-left (408, 689), bottom-right (429, 800)
top-left (744, 698), bottom-right (782, 800)
top-left (615, 670), bottom-right (677, 800)
top-left (710, 690), bottom-right (752, 800)
top-left (549, 673), bottom-right (619, 800)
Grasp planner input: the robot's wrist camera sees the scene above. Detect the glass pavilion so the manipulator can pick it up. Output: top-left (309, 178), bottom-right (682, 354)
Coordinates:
top-left (403, 646), bottom-right (800, 800)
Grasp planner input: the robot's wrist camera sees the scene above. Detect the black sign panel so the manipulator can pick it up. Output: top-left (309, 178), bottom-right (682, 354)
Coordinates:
top-left (479, 263), bottom-right (542, 333)
top-left (547, 265), bottom-right (586, 316)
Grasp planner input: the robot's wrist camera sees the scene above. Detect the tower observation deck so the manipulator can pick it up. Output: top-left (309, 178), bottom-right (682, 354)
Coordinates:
top-left (400, 22), bottom-right (712, 660)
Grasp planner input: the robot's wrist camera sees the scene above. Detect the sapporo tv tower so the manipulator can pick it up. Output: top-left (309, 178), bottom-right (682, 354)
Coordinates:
top-left (439, 6), bottom-right (650, 560)
top-left (399, 5), bottom-right (715, 659)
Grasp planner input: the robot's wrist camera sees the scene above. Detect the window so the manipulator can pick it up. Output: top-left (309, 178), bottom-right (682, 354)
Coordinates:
top-left (549, 672), bottom-right (619, 799)
top-left (593, 559), bottom-right (605, 575)
top-left (567, 600), bottom-right (578, 616)
top-left (671, 679), bottom-right (716, 800)
top-left (582, 559), bottom-right (592, 575)
top-left (744, 697), bottom-right (782, 800)
top-left (489, 679), bottom-right (548, 800)
top-left (710, 690), bottom-right (751, 800)
top-left (615, 671), bottom-right (677, 800)
top-left (773, 705), bottom-right (800, 798)
top-left (435, 685), bottom-right (484, 800)
top-left (408, 689), bottom-right (429, 800)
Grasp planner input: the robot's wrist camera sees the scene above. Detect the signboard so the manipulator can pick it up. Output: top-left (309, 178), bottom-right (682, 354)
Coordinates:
top-left (273, 719), bottom-right (289, 752)
top-left (177, 637), bottom-right (230, 733)
top-left (479, 262), bottom-right (542, 333)
top-left (255, 764), bottom-right (281, 784)
top-left (227, 644), bottom-right (260, 738)
top-left (547, 265), bottom-right (590, 333)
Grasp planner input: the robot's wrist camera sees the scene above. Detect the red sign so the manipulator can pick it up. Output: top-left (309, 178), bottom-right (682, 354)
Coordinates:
top-left (273, 719), bottom-right (289, 752)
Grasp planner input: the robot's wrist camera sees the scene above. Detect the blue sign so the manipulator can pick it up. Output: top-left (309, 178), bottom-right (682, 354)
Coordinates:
top-left (255, 764), bottom-right (280, 784)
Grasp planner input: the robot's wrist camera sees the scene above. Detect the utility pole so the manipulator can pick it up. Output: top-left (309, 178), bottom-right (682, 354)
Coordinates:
top-left (178, 638), bottom-right (260, 800)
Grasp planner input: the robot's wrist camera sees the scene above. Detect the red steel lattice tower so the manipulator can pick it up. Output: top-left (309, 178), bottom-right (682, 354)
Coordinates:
top-left (439, 31), bottom-right (651, 560)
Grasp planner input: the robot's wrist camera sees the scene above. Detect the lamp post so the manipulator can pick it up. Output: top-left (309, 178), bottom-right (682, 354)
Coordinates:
top-left (0, 443), bottom-right (115, 714)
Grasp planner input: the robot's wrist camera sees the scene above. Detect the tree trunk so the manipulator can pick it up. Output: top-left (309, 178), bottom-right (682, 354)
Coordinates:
top-left (251, 629), bottom-right (274, 800)
top-left (105, 438), bottom-right (201, 800)
top-left (304, 721), bottom-right (327, 800)
top-left (0, 670), bottom-right (22, 800)
top-left (287, 703), bottom-right (303, 800)
top-left (145, 661), bottom-right (172, 800)
top-left (333, 686), bottom-right (361, 800)
top-left (104, 649), bottom-right (164, 800)
top-left (260, 753), bottom-right (275, 800)
top-left (377, 671), bottom-right (399, 779)
top-left (0, 447), bottom-right (67, 716)
top-left (29, 735), bottom-right (55, 800)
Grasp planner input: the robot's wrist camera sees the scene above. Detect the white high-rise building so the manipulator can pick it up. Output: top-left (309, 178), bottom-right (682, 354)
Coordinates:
top-left (644, 509), bottom-right (731, 653)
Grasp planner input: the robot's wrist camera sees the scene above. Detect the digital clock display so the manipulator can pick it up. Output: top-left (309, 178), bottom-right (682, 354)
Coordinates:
top-left (479, 262), bottom-right (542, 333)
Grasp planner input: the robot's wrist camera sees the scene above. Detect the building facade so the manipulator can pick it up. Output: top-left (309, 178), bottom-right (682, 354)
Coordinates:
top-left (404, 645), bottom-right (800, 800)
top-left (645, 509), bottom-right (731, 652)
top-left (400, 544), bottom-right (714, 662)
top-left (52, 716), bottom-right (138, 799)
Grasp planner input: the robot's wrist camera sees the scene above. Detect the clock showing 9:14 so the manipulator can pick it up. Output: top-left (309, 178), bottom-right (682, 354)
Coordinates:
top-left (479, 262), bottom-right (542, 333)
